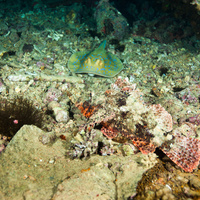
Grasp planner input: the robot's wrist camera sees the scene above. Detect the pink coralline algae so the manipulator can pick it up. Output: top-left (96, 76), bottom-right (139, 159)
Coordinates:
top-left (188, 114), bottom-right (200, 126)
top-left (77, 78), bottom-right (200, 172)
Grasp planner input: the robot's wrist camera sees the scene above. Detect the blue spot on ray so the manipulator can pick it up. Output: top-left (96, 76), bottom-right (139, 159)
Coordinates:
top-left (68, 40), bottom-right (124, 77)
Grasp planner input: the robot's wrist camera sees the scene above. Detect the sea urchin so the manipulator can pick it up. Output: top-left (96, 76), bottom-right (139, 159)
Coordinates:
top-left (0, 96), bottom-right (44, 139)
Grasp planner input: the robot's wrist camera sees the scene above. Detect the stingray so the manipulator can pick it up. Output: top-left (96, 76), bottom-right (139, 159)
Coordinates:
top-left (68, 40), bottom-right (124, 77)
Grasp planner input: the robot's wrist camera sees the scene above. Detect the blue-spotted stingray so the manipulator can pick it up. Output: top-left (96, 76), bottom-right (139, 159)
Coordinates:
top-left (68, 40), bottom-right (124, 77)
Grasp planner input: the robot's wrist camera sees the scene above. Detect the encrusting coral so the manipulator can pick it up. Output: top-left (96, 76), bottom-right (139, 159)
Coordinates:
top-left (74, 78), bottom-right (200, 172)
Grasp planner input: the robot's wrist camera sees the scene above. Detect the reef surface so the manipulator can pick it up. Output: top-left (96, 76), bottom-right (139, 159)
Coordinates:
top-left (0, 0), bottom-right (200, 199)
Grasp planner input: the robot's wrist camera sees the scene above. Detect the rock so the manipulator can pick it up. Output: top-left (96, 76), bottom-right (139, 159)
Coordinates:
top-left (0, 125), bottom-right (158, 200)
top-left (94, 0), bottom-right (129, 40)
top-left (115, 153), bottom-right (158, 199)
top-left (52, 165), bottom-right (116, 200)
top-left (189, 176), bottom-right (200, 189)
top-left (48, 101), bottom-right (70, 123)
top-left (0, 125), bottom-right (67, 200)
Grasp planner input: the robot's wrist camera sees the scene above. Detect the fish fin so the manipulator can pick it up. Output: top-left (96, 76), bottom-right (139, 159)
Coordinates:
top-left (161, 136), bottom-right (200, 172)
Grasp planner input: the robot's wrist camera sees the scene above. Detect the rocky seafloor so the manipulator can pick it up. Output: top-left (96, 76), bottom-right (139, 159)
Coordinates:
top-left (0, 0), bottom-right (200, 200)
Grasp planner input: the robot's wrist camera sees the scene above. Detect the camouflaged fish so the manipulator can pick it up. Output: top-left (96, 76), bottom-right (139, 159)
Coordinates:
top-left (68, 40), bottom-right (124, 77)
top-left (76, 78), bottom-right (200, 172)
